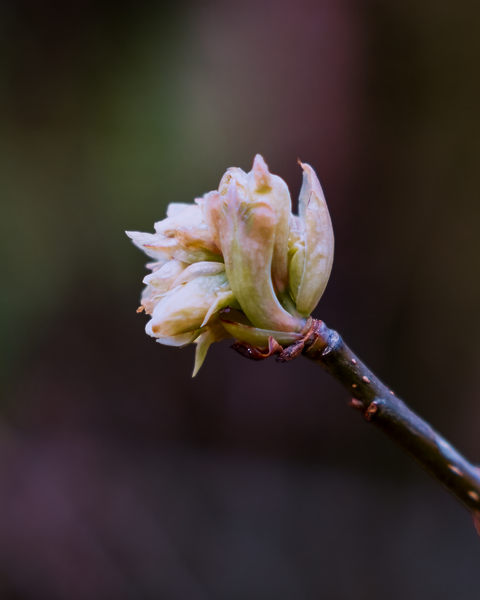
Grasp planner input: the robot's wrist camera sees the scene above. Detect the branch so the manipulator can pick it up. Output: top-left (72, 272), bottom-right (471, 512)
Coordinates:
top-left (302, 319), bottom-right (480, 518)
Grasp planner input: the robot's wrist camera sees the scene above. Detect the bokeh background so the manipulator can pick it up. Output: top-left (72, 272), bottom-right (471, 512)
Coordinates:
top-left (1, 0), bottom-right (479, 598)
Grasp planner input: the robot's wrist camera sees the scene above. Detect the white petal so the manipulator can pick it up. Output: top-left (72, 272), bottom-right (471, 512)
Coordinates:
top-left (143, 259), bottom-right (187, 292)
top-left (154, 330), bottom-right (201, 347)
top-left (170, 261), bottom-right (225, 288)
top-left (141, 284), bottom-right (165, 314)
top-left (138, 233), bottom-right (220, 263)
top-left (148, 272), bottom-right (229, 337)
top-left (145, 260), bottom-right (169, 271)
top-left (166, 203), bottom-right (191, 218)
top-left (155, 204), bottom-right (204, 235)
top-left (126, 231), bottom-right (171, 260)
top-left (155, 205), bottom-right (221, 256)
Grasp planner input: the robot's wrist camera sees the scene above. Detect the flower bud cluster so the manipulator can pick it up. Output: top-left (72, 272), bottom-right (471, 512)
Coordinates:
top-left (127, 155), bottom-right (334, 375)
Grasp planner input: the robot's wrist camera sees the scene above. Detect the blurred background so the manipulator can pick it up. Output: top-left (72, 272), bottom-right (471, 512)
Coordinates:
top-left (1, 0), bottom-right (479, 597)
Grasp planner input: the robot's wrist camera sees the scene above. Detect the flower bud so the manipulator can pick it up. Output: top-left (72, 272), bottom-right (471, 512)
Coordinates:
top-left (147, 271), bottom-right (231, 337)
top-left (127, 155), bottom-right (334, 374)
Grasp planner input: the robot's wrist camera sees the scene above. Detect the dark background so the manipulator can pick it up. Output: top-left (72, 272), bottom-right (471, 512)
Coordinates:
top-left (1, 0), bottom-right (479, 598)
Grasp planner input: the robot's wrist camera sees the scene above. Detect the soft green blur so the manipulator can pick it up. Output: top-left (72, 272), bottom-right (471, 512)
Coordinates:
top-left (0, 1), bottom-right (479, 597)
top-left (0, 2), bottom-right (276, 389)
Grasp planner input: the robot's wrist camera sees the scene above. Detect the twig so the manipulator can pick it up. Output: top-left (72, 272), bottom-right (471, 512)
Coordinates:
top-left (302, 320), bottom-right (480, 516)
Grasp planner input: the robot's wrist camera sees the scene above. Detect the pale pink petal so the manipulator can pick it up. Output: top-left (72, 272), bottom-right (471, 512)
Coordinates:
top-left (166, 203), bottom-right (191, 218)
top-left (205, 178), bottom-right (303, 333)
top-left (155, 204), bottom-right (204, 235)
top-left (126, 231), bottom-right (171, 260)
top-left (247, 155), bottom-right (292, 293)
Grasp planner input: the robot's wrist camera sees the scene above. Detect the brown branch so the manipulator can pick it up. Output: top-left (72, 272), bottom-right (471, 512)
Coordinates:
top-left (301, 320), bottom-right (480, 516)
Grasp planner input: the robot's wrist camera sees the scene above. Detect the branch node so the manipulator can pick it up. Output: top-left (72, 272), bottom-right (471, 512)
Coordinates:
top-left (277, 340), bottom-right (305, 362)
top-left (277, 317), bottom-right (319, 363)
top-left (365, 401), bottom-right (380, 421)
top-left (448, 464), bottom-right (462, 476)
top-left (303, 318), bottom-right (480, 517)
top-left (231, 336), bottom-right (283, 361)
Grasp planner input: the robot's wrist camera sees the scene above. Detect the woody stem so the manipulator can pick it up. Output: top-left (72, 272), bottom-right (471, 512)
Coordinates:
top-left (302, 320), bottom-right (480, 515)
